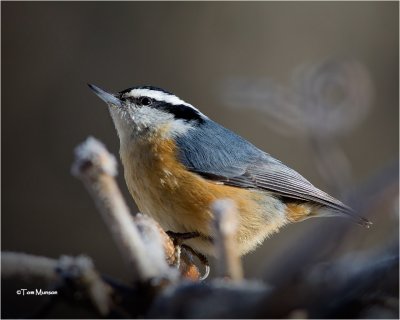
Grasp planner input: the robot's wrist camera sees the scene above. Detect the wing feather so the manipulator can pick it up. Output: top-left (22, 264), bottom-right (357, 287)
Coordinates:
top-left (176, 120), bottom-right (371, 227)
top-left (194, 161), bottom-right (352, 213)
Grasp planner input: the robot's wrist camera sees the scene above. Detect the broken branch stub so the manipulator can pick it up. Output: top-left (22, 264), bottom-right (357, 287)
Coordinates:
top-left (212, 199), bottom-right (243, 281)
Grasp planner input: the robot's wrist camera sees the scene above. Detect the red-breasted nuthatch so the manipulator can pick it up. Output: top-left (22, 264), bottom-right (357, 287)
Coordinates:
top-left (88, 84), bottom-right (371, 257)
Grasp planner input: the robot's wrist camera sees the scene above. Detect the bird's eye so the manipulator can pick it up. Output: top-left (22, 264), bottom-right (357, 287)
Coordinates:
top-left (139, 97), bottom-right (152, 106)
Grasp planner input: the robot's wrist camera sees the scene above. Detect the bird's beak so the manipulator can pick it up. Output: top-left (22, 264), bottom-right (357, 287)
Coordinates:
top-left (88, 83), bottom-right (122, 108)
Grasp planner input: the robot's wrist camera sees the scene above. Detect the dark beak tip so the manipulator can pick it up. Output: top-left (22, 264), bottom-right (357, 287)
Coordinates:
top-left (87, 83), bottom-right (101, 93)
top-left (87, 83), bottom-right (121, 107)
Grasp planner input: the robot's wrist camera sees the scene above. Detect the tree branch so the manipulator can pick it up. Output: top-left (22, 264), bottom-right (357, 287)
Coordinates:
top-left (212, 199), bottom-right (243, 281)
top-left (71, 137), bottom-right (177, 282)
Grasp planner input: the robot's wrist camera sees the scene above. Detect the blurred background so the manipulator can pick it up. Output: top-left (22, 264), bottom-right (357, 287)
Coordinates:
top-left (2, 2), bottom-right (398, 318)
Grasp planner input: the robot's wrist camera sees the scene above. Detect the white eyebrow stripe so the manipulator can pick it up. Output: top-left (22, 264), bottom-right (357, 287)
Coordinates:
top-left (125, 88), bottom-right (209, 119)
top-left (126, 88), bottom-right (195, 108)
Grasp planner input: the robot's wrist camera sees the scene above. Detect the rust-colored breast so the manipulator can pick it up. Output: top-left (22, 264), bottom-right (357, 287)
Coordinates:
top-left (120, 133), bottom-right (287, 255)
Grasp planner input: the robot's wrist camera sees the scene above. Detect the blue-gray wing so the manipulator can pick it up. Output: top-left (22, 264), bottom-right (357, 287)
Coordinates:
top-left (176, 120), bottom-right (365, 220)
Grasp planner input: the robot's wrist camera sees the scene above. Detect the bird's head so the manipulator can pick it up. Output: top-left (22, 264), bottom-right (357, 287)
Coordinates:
top-left (88, 84), bottom-right (207, 142)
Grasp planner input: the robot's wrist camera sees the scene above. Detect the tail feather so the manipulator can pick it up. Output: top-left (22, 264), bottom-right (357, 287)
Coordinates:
top-left (340, 209), bottom-right (372, 228)
top-left (318, 206), bottom-right (372, 228)
top-left (284, 199), bottom-right (372, 228)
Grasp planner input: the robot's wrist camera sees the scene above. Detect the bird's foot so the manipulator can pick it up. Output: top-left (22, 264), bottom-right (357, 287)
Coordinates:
top-left (166, 231), bottom-right (209, 280)
top-left (181, 244), bottom-right (210, 281)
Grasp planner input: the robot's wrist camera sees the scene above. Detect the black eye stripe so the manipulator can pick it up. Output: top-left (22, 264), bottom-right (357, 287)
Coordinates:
top-left (154, 103), bottom-right (205, 124)
top-left (118, 94), bottom-right (204, 124)
top-left (121, 96), bottom-right (152, 106)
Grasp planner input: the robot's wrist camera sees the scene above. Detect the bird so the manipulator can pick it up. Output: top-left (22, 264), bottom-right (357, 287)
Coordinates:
top-left (88, 83), bottom-right (371, 258)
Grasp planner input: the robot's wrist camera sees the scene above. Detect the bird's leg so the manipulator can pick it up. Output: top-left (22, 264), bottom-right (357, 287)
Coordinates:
top-left (166, 231), bottom-right (210, 280)
top-left (166, 231), bottom-right (201, 272)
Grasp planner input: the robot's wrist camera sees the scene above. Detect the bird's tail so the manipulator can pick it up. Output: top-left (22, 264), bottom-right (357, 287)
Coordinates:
top-left (318, 206), bottom-right (372, 228)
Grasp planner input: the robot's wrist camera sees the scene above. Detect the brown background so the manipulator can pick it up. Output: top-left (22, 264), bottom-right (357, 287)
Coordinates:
top-left (2, 1), bottom-right (398, 287)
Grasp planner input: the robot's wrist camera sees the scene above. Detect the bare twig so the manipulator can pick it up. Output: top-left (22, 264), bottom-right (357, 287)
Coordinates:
top-left (2, 251), bottom-right (58, 282)
top-left (134, 213), bottom-right (176, 266)
top-left (148, 279), bottom-right (270, 318)
top-left (212, 199), bottom-right (243, 281)
top-left (2, 252), bottom-right (113, 316)
top-left (71, 137), bottom-right (175, 282)
top-left (254, 249), bottom-right (399, 319)
top-left (132, 213), bottom-right (178, 282)
top-left (56, 255), bottom-right (113, 316)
